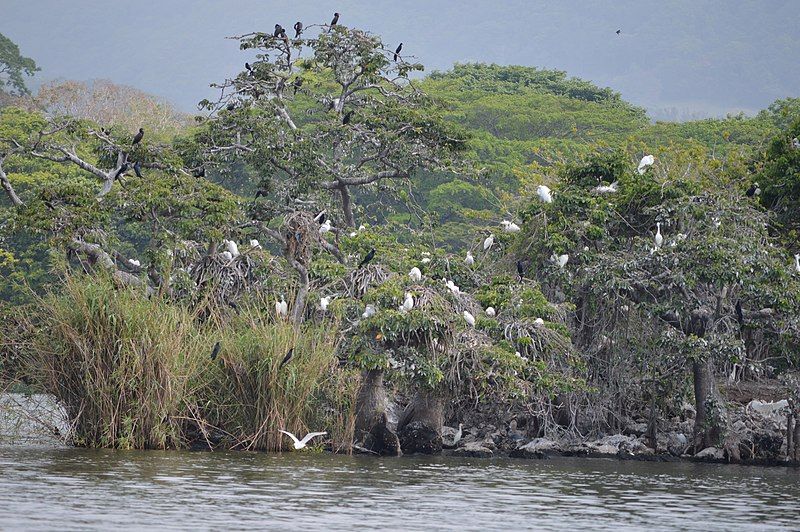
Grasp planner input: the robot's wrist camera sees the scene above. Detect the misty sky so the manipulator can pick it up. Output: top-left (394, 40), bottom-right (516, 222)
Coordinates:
top-left (3, 0), bottom-right (799, 120)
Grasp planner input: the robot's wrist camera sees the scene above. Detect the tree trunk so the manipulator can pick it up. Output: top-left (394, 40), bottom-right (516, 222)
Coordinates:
top-left (692, 359), bottom-right (725, 450)
top-left (339, 183), bottom-right (355, 228)
top-left (354, 369), bottom-right (399, 455)
top-left (397, 388), bottom-right (444, 455)
top-left (291, 263), bottom-right (308, 324)
top-left (0, 161), bottom-right (24, 206)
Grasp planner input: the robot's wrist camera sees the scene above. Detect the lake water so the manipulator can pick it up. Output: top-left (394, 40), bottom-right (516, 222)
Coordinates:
top-left (0, 446), bottom-right (798, 531)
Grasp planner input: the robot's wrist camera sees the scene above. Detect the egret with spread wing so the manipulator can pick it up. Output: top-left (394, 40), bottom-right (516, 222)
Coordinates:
top-left (279, 429), bottom-right (327, 449)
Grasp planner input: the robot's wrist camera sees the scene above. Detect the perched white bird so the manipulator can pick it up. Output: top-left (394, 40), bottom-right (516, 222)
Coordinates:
top-left (358, 224), bottom-right (366, 231)
top-left (446, 279), bottom-right (460, 294)
top-left (792, 137), bottom-right (800, 149)
top-left (349, 231), bottom-right (357, 237)
top-left (220, 251), bottom-right (233, 261)
top-left (409, 267), bottom-right (422, 282)
top-left (400, 292), bottom-right (414, 313)
top-left (637, 155), bottom-right (655, 174)
top-left (362, 304), bottom-right (376, 319)
top-left (594, 181), bottom-right (618, 194)
top-left (654, 222), bottom-right (663, 248)
top-left (320, 296), bottom-right (331, 311)
top-left (551, 254), bottom-right (569, 268)
top-left (465, 251), bottom-right (475, 266)
top-left (319, 219), bottom-right (332, 234)
top-left (421, 257), bottom-right (431, 264)
top-left (279, 429), bottom-right (327, 450)
top-left (463, 310), bottom-right (476, 327)
top-left (501, 220), bottom-right (521, 233)
top-left (130, 259), bottom-right (141, 267)
top-left (537, 185), bottom-right (553, 203)
top-left (534, 317), bottom-right (545, 327)
top-left (485, 306), bottom-right (496, 317)
top-left (249, 239), bottom-right (261, 249)
top-left (275, 296), bottom-right (288, 318)
top-left (224, 239), bottom-right (240, 257)
top-left (795, 254), bottom-right (800, 274)
top-left (483, 234), bottom-right (495, 251)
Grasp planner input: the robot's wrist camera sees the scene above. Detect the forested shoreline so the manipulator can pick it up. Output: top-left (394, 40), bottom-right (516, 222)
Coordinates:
top-left (1, 18), bottom-right (799, 463)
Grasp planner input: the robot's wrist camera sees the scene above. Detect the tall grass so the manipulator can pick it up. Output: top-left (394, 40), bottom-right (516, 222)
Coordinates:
top-left (20, 275), bottom-right (357, 452)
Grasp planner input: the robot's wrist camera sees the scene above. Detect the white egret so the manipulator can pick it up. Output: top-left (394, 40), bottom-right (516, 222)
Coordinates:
top-left (358, 224), bottom-right (366, 231)
top-left (349, 231), bottom-right (357, 237)
top-left (362, 304), bottom-right (376, 319)
top-left (453, 423), bottom-right (463, 445)
top-left (534, 317), bottom-right (545, 327)
top-left (501, 220), bottom-right (521, 233)
top-left (537, 185), bottom-right (553, 203)
top-left (637, 155), bottom-right (655, 174)
top-left (654, 222), bottom-right (663, 248)
top-left (275, 296), bottom-right (288, 318)
top-left (465, 251), bottom-right (475, 266)
top-left (483, 234), bottom-right (495, 251)
top-left (279, 429), bottom-right (328, 450)
top-left (221, 251), bottom-right (233, 261)
top-left (594, 181), bottom-right (618, 194)
top-left (551, 254), bottom-right (569, 268)
top-left (250, 239), bottom-right (261, 249)
top-left (463, 310), bottom-right (476, 327)
top-left (319, 219), bottom-right (332, 234)
top-left (320, 296), bottom-right (331, 311)
top-left (446, 279), bottom-right (460, 294)
top-left (400, 292), bottom-right (414, 313)
top-left (409, 267), bottom-right (422, 282)
top-left (795, 254), bottom-right (800, 274)
top-left (421, 257), bottom-right (431, 264)
top-left (224, 239), bottom-right (240, 257)
top-left (130, 259), bottom-right (141, 267)
top-left (485, 307), bottom-right (496, 317)
top-left (792, 137), bottom-right (800, 149)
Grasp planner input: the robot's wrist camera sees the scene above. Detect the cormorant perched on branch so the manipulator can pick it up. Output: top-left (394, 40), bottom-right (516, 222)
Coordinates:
top-left (330, 12), bottom-right (340, 26)
top-left (294, 21), bottom-right (303, 38)
top-left (394, 43), bottom-right (403, 61)
top-left (210, 341), bottom-right (221, 360)
top-left (293, 77), bottom-right (303, 94)
top-left (132, 127), bottom-right (144, 145)
top-left (358, 248), bottom-right (376, 268)
top-left (517, 260), bottom-right (525, 279)
top-left (133, 160), bottom-right (143, 178)
top-left (114, 162), bottom-right (129, 179)
top-left (193, 166), bottom-right (205, 178)
top-left (274, 24), bottom-right (284, 37)
top-left (342, 110), bottom-right (354, 125)
top-left (745, 182), bottom-right (761, 197)
top-left (279, 347), bottom-right (294, 369)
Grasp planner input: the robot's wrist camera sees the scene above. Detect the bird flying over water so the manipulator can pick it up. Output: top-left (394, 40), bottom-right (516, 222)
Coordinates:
top-left (132, 128), bottom-right (144, 145)
top-left (394, 43), bottom-right (403, 61)
top-left (358, 248), bottom-right (376, 268)
top-left (279, 429), bottom-right (327, 450)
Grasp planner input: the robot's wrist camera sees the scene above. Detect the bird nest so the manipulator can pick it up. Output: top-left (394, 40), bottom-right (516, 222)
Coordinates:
top-left (282, 211), bottom-right (317, 266)
top-left (191, 251), bottom-right (274, 307)
top-left (503, 318), bottom-right (574, 363)
top-left (345, 264), bottom-right (393, 298)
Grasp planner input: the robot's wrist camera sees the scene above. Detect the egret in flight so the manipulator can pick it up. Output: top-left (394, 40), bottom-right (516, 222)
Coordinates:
top-left (279, 430), bottom-right (327, 450)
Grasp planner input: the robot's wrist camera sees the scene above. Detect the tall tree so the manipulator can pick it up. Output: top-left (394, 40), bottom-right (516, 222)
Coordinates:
top-left (0, 33), bottom-right (39, 98)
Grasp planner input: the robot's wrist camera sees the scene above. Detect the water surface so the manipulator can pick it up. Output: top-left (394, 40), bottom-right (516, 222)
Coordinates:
top-left (0, 447), bottom-right (798, 530)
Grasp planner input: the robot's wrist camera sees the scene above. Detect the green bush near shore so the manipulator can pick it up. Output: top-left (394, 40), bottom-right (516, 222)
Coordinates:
top-left (17, 275), bottom-right (356, 451)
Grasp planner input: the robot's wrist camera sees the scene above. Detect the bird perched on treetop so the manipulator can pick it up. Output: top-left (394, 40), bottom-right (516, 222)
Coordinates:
top-left (132, 128), bottom-right (144, 145)
top-left (330, 12), bottom-right (340, 26)
top-left (394, 43), bottom-right (403, 61)
top-left (358, 248), bottom-right (376, 268)
top-left (293, 21), bottom-right (303, 38)
top-left (274, 24), bottom-right (284, 37)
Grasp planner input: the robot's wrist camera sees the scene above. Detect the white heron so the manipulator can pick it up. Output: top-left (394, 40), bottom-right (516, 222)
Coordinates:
top-left (792, 137), bottom-right (800, 149)
top-left (250, 239), bottom-right (261, 249)
top-left (221, 251), bottom-right (233, 261)
top-left (421, 257), bottom-right (431, 264)
top-left (485, 306), bottom-right (496, 317)
top-left (465, 251), bottom-right (475, 266)
top-left (637, 155), bottom-right (655, 174)
top-left (446, 279), bottom-right (460, 294)
top-left (275, 296), bottom-right (288, 318)
top-left (501, 220), bottom-right (521, 233)
top-left (320, 296), bottom-right (331, 311)
top-left (319, 219), bottom-right (332, 234)
top-left (795, 254), bottom-right (800, 274)
top-left (359, 224), bottom-right (366, 231)
top-left (537, 185), bottom-right (553, 203)
top-left (594, 182), bottom-right (618, 194)
top-left (224, 239), bottom-right (240, 257)
top-left (534, 317), bottom-right (545, 327)
top-left (400, 292), bottom-right (414, 313)
top-left (483, 234), bottom-right (495, 251)
top-left (551, 253), bottom-right (569, 268)
top-left (409, 267), bottom-right (422, 282)
top-left (362, 304), bottom-right (376, 319)
top-left (130, 259), bottom-right (141, 267)
top-left (279, 429), bottom-right (328, 450)
top-left (453, 423), bottom-right (463, 445)
top-left (349, 231), bottom-right (357, 237)
top-left (463, 310), bottom-right (476, 327)
top-left (654, 222), bottom-right (663, 248)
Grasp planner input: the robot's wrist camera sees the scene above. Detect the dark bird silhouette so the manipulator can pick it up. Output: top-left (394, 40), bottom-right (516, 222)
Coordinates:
top-left (210, 341), bottom-right (221, 361)
top-left (517, 260), bottom-right (526, 279)
top-left (255, 189), bottom-right (267, 199)
top-left (274, 24), bottom-right (284, 37)
top-left (114, 162), bottom-right (129, 179)
top-left (226, 101), bottom-right (237, 111)
top-left (330, 12), bottom-right (339, 26)
top-left (279, 347), bottom-right (294, 369)
top-left (293, 77), bottom-right (303, 94)
top-left (132, 128), bottom-right (144, 145)
top-left (394, 43), bottom-right (403, 61)
top-left (358, 248), bottom-right (376, 268)
top-left (294, 21), bottom-right (303, 38)
top-left (735, 300), bottom-right (744, 327)
top-left (193, 166), bottom-right (205, 178)
top-left (342, 110), bottom-right (354, 125)
top-left (133, 160), bottom-right (143, 178)
top-left (745, 183), bottom-right (761, 197)
top-left (315, 211), bottom-right (327, 224)
top-left (616, 29), bottom-right (621, 35)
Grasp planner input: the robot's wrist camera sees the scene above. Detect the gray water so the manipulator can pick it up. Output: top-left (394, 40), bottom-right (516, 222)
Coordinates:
top-left (0, 447), bottom-right (798, 531)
